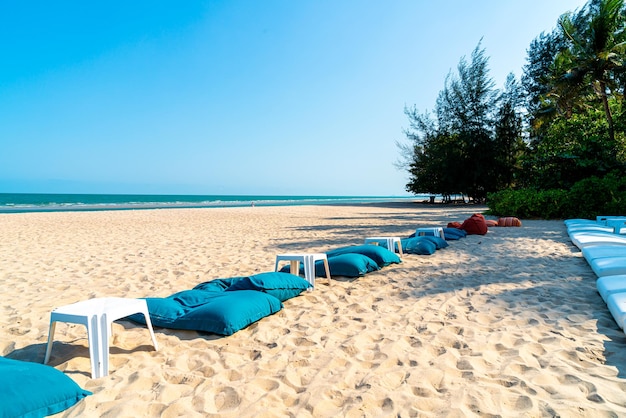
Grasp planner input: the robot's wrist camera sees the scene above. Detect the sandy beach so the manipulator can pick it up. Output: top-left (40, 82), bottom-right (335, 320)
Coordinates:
top-left (1, 203), bottom-right (626, 417)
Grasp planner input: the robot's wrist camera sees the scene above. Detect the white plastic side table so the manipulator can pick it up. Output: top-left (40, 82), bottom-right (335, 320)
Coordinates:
top-left (415, 227), bottom-right (445, 240)
top-left (364, 237), bottom-right (403, 256)
top-left (275, 253), bottom-right (331, 289)
top-left (44, 297), bottom-right (158, 378)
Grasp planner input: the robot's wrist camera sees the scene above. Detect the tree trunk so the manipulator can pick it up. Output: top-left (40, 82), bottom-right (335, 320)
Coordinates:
top-left (599, 80), bottom-right (615, 143)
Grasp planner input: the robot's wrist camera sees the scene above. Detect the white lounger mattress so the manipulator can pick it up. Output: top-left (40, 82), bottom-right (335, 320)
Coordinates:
top-left (569, 231), bottom-right (626, 249)
top-left (582, 245), bottom-right (626, 263)
top-left (590, 257), bottom-right (626, 277)
top-left (597, 275), bottom-right (626, 303)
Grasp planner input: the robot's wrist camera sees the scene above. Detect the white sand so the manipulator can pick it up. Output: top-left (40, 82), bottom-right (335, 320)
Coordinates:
top-left (1, 204), bottom-right (626, 417)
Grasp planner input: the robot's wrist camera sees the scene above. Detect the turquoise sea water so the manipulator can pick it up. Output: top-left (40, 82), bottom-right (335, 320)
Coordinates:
top-left (0, 193), bottom-right (424, 213)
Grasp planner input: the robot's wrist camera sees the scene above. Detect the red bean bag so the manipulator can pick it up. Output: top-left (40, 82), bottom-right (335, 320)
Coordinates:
top-left (498, 217), bottom-right (522, 227)
top-left (485, 220), bottom-right (498, 227)
top-left (460, 214), bottom-right (488, 235)
top-left (447, 221), bottom-right (462, 229)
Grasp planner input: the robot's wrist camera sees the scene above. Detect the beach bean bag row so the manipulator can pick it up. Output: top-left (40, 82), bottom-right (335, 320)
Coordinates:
top-left (129, 272), bottom-right (311, 336)
top-left (0, 356), bottom-right (91, 417)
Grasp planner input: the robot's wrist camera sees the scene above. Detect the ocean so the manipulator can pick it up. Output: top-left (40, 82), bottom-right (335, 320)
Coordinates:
top-left (0, 193), bottom-right (425, 213)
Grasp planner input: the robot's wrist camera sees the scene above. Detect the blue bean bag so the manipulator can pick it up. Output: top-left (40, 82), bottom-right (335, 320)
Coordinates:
top-left (443, 227), bottom-right (467, 240)
top-left (130, 272), bottom-right (310, 336)
top-left (326, 245), bottom-right (401, 267)
top-left (401, 237), bottom-right (437, 255)
top-left (280, 253), bottom-right (380, 278)
top-left (0, 356), bottom-right (91, 418)
top-left (417, 235), bottom-right (449, 249)
top-left (137, 290), bottom-right (282, 336)
top-left (218, 271), bottom-right (312, 301)
top-left (325, 253), bottom-right (380, 277)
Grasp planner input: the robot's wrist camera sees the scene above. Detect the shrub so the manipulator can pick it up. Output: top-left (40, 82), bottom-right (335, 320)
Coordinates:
top-left (486, 172), bottom-right (626, 219)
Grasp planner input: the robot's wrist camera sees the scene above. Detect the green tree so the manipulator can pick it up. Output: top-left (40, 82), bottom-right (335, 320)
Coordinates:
top-left (518, 0), bottom-right (626, 189)
top-left (440, 45), bottom-right (499, 201)
top-left (529, 105), bottom-right (616, 188)
top-left (401, 107), bottom-right (464, 201)
top-left (401, 43), bottom-right (521, 202)
top-left (522, 30), bottom-right (567, 141)
top-left (494, 74), bottom-right (527, 188)
top-left (555, 0), bottom-right (626, 144)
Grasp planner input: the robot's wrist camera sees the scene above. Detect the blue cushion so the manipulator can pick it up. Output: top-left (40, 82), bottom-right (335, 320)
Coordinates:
top-left (224, 272), bottom-right (312, 301)
top-left (418, 235), bottom-right (449, 249)
top-left (181, 290), bottom-right (282, 335)
top-left (443, 227), bottom-right (466, 239)
top-left (279, 254), bottom-right (380, 278)
top-left (401, 238), bottom-right (437, 255)
top-left (173, 289), bottom-right (224, 308)
top-left (192, 278), bottom-right (240, 292)
top-left (326, 253), bottom-right (380, 277)
top-left (140, 297), bottom-right (188, 325)
top-left (132, 290), bottom-right (283, 335)
top-left (0, 356), bottom-right (91, 418)
top-left (326, 245), bottom-right (401, 267)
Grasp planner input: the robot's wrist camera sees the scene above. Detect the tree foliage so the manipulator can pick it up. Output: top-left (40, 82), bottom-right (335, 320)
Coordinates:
top-left (401, 44), bottom-right (524, 202)
top-left (520, 0), bottom-right (626, 190)
top-left (399, 0), bottom-right (626, 217)
top-left (557, 0), bottom-right (625, 143)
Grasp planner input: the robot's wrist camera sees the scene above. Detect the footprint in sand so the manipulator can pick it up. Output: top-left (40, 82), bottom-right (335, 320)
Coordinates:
top-left (524, 342), bottom-right (547, 357)
top-left (214, 386), bottom-right (241, 412)
top-left (507, 363), bottom-right (537, 374)
top-left (558, 374), bottom-right (603, 401)
top-left (412, 386), bottom-right (435, 397)
top-left (495, 375), bottom-right (521, 388)
top-left (456, 358), bottom-right (473, 371)
top-left (250, 378), bottom-right (279, 392)
top-left (227, 369), bottom-right (243, 382)
top-left (279, 389), bottom-right (300, 407)
top-left (403, 335), bottom-right (422, 348)
top-left (283, 368), bottom-right (307, 392)
top-left (381, 397), bottom-right (394, 412)
top-left (294, 337), bottom-right (316, 347)
top-left (507, 395), bottom-right (533, 411)
top-left (8, 326), bottom-right (29, 336)
top-left (340, 343), bottom-right (359, 356)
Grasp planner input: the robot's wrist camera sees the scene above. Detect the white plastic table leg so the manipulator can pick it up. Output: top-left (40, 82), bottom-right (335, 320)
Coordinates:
top-left (364, 237), bottom-right (403, 256)
top-left (275, 253), bottom-right (330, 290)
top-left (303, 255), bottom-right (316, 288)
top-left (320, 257), bottom-right (331, 286)
top-left (290, 260), bottom-right (300, 275)
top-left (44, 311), bottom-right (103, 378)
top-left (99, 299), bottom-right (159, 376)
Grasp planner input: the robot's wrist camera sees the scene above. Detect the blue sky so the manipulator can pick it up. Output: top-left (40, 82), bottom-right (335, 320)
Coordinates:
top-left (0, 1), bottom-right (588, 196)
